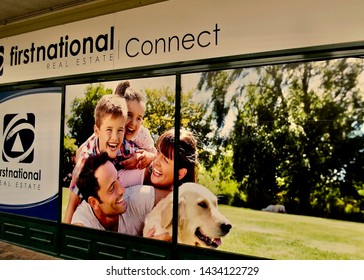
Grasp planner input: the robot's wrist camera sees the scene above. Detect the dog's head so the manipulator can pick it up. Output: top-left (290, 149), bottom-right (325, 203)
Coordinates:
top-left (163, 183), bottom-right (232, 248)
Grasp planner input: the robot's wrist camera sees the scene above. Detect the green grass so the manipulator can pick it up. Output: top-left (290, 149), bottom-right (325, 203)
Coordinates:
top-left (62, 188), bottom-right (364, 259)
top-left (218, 205), bottom-right (364, 259)
top-left (61, 187), bottom-right (70, 222)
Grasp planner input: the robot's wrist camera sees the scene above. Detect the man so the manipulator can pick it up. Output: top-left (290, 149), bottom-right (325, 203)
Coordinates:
top-left (71, 152), bottom-right (170, 239)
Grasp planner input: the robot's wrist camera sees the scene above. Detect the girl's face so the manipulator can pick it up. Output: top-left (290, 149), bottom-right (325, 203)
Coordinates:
top-left (125, 100), bottom-right (145, 141)
top-left (151, 150), bottom-right (174, 189)
top-left (94, 114), bottom-right (125, 159)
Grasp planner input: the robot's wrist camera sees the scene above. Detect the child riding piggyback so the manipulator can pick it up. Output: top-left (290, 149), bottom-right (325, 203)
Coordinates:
top-left (115, 81), bottom-right (157, 170)
top-left (76, 81), bottom-right (157, 170)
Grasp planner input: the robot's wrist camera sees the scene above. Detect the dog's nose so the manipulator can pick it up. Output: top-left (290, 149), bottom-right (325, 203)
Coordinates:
top-left (220, 223), bottom-right (232, 234)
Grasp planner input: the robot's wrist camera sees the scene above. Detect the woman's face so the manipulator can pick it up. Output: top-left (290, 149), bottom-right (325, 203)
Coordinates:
top-left (150, 150), bottom-right (174, 188)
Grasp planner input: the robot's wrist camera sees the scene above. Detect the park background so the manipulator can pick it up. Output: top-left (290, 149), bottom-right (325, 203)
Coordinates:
top-left (62, 57), bottom-right (364, 259)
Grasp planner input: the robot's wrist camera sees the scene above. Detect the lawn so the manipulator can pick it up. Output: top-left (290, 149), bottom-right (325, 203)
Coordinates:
top-left (217, 205), bottom-right (364, 259)
top-left (62, 188), bottom-right (364, 259)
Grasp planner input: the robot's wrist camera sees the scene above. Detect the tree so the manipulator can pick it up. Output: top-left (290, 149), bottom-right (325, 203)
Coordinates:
top-left (61, 136), bottom-right (78, 187)
top-left (143, 87), bottom-right (211, 162)
top-left (67, 83), bottom-right (112, 146)
top-left (197, 58), bottom-right (364, 220)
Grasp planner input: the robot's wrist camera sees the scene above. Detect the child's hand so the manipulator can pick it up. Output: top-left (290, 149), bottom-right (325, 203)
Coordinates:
top-left (120, 153), bottom-right (139, 169)
top-left (136, 150), bottom-right (156, 169)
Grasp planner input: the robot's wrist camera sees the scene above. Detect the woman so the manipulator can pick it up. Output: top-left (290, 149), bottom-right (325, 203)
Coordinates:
top-left (148, 128), bottom-right (196, 187)
top-left (138, 127), bottom-right (198, 240)
top-left (118, 127), bottom-right (197, 191)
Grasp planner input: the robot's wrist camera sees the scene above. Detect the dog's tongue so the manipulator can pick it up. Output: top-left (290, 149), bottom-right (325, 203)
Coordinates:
top-left (195, 228), bottom-right (223, 248)
top-left (214, 238), bottom-right (222, 246)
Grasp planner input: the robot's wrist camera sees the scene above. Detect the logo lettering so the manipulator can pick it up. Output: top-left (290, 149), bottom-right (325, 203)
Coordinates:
top-left (9, 26), bottom-right (114, 66)
top-left (2, 113), bottom-right (35, 163)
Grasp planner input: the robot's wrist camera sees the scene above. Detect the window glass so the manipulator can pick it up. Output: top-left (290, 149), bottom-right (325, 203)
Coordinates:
top-left (180, 58), bottom-right (364, 259)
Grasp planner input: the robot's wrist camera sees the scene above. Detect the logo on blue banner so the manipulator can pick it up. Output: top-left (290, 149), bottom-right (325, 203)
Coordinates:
top-left (2, 113), bottom-right (35, 163)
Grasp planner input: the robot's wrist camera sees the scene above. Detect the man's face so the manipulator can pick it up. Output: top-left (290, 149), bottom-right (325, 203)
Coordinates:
top-left (95, 161), bottom-right (127, 216)
top-left (95, 114), bottom-right (125, 159)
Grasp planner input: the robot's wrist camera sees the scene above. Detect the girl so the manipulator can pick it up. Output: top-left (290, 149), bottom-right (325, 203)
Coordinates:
top-left (114, 81), bottom-right (157, 170)
top-left (75, 81), bottom-right (156, 170)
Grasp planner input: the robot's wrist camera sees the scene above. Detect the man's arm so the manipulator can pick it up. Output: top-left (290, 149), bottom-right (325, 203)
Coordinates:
top-left (63, 191), bottom-right (81, 224)
top-left (72, 223), bottom-right (85, 227)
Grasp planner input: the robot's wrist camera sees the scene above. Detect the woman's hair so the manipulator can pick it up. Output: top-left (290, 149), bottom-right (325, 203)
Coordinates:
top-left (157, 128), bottom-right (197, 184)
top-left (114, 80), bottom-right (146, 104)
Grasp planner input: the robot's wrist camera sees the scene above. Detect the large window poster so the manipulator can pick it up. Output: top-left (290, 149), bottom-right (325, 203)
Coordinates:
top-left (61, 76), bottom-right (177, 235)
top-left (182, 58), bottom-right (364, 259)
top-left (0, 87), bottom-right (62, 221)
top-left (62, 57), bottom-right (364, 259)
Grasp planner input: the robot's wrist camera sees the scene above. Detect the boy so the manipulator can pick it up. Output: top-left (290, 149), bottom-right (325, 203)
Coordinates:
top-left (63, 94), bottom-right (128, 223)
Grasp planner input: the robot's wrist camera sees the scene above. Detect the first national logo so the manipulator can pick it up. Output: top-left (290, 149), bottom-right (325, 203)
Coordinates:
top-left (2, 113), bottom-right (35, 164)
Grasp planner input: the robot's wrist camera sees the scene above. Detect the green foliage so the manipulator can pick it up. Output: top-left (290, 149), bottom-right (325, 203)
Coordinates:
top-left (143, 87), bottom-right (176, 139)
top-left (197, 58), bottom-right (364, 221)
top-left (198, 145), bottom-right (245, 206)
top-left (143, 87), bottom-right (212, 162)
top-left (67, 83), bottom-right (112, 146)
top-left (61, 136), bottom-right (78, 187)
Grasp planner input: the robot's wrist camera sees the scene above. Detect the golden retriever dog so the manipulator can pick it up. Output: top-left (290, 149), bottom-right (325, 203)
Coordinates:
top-left (143, 182), bottom-right (232, 248)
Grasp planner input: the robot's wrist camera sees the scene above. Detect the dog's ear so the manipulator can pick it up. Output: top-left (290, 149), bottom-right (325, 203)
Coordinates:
top-left (178, 196), bottom-right (187, 222)
top-left (160, 194), bottom-right (187, 229)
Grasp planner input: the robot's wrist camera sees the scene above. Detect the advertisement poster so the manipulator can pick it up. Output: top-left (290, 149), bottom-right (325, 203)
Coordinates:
top-left (0, 87), bottom-right (62, 221)
top-left (61, 77), bottom-right (176, 229)
top-left (61, 57), bottom-right (364, 259)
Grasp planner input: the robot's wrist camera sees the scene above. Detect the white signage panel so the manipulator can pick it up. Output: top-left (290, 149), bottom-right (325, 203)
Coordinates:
top-left (1, 0), bottom-right (364, 84)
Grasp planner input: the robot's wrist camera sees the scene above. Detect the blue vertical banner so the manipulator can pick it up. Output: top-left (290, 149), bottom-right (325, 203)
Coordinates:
top-left (0, 87), bottom-right (62, 221)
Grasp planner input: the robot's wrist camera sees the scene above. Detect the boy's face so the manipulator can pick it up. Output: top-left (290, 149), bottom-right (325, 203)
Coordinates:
top-left (95, 114), bottom-right (125, 159)
top-left (125, 100), bottom-right (145, 141)
top-left (94, 161), bottom-right (127, 216)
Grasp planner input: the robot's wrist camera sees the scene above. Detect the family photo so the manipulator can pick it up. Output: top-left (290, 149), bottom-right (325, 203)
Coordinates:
top-left (61, 57), bottom-right (364, 259)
